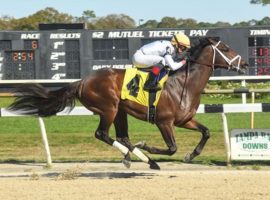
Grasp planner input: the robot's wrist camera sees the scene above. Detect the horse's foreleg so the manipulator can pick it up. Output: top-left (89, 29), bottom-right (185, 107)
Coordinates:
top-left (135, 123), bottom-right (178, 156)
top-left (180, 119), bottom-right (210, 162)
top-left (114, 110), bottom-right (160, 170)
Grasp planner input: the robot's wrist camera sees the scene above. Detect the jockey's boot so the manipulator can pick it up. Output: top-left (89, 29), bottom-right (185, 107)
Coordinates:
top-left (144, 72), bottom-right (161, 91)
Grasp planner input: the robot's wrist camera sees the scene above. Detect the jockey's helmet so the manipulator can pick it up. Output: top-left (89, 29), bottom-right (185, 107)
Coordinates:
top-left (171, 33), bottom-right (191, 49)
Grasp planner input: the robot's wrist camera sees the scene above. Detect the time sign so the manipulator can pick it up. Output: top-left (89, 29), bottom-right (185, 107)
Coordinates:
top-left (248, 37), bottom-right (270, 75)
top-left (12, 51), bottom-right (34, 62)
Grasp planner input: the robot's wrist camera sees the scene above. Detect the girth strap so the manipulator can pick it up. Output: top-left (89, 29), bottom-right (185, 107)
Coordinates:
top-left (148, 90), bottom-right (157, 124)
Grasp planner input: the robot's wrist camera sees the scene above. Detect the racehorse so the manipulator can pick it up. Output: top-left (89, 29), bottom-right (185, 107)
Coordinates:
top-left (8, 37), bottom-right (248, 170)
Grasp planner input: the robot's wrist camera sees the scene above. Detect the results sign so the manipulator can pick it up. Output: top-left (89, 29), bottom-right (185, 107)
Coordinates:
top-left (231, 129), bottom-right (270, 160)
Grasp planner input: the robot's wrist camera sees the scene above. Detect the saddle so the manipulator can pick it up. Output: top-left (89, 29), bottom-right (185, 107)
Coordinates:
top-left (121, 67), bottom-right (169, 123)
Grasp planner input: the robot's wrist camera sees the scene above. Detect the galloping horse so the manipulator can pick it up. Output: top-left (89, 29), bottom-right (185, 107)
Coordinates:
top-left (8, 37), bottom-right (248, 169)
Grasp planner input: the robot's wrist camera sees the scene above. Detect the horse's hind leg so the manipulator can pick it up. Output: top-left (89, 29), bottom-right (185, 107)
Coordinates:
top-left (114, 109), bottom-right (160, 170)
top-left (95, 112), bottom-right (130, 162)
top-left (113, 109), bottom-right (131, 168)
top-left (180, 119), bottom-right (210, 162)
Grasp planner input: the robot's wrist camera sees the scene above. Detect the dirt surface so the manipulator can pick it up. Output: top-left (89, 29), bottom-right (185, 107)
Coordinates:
top-left (0, 162), bottom-right (270, 200)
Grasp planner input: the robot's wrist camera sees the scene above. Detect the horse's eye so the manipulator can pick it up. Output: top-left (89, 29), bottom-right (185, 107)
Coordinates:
top-left (220, 45), bottom-right (229, 52)
top-left (223, 47), bottom-right (229, 52)
top-left (224, 45), bottom-right (230, 52)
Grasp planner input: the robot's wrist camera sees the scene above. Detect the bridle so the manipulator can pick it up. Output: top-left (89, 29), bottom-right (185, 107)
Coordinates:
top-left (211, 41), bottom-right (242, 72)
top-left (190, 40), bottom-right (242, 72)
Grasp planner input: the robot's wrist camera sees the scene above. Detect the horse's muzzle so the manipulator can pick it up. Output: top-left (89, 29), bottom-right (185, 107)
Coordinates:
top-left (238, 63), bottom-right (249, 74)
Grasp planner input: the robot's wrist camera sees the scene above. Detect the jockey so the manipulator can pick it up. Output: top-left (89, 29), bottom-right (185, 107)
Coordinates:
top-left (132, 33), bottom-right (191, 90)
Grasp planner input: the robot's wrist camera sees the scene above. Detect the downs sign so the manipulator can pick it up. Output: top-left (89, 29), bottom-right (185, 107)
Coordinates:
top-left (231, 129), bottom-right (270, 160)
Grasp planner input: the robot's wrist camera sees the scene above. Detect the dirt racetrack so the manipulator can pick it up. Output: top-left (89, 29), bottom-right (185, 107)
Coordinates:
top-left (0, 162), bottom-right (270, 200)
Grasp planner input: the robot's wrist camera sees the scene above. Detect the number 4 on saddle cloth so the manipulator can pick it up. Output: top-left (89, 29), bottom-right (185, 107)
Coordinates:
top-left (121, 67), bottom-right (169, 123)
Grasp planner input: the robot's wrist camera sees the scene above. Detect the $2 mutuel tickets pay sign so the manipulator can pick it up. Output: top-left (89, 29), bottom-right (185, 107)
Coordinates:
top-left (230, 129), bottom-right (270, 160)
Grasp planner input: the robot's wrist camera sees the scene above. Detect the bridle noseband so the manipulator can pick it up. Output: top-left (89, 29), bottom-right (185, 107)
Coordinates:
top-left (211, 41), bottom-right (242, 72)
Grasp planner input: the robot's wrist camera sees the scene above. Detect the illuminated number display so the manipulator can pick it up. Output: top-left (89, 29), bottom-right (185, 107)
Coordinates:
top-left (5, 50), bottom-right (35, 62)
top-left (12, 51), bottom-right (34, 62)
top-left (4, 50), bottom-right (35, 79)
top-left (248, 37), bottom-right (270, 75)
top-left (23, 40), bottom-right (38, 50)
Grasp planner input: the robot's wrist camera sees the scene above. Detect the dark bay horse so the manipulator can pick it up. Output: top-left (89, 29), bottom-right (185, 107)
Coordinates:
top-left (8, 38), bottom-right (248, 169)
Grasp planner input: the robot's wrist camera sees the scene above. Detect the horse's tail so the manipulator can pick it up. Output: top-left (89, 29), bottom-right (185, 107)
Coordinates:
top-left (8, 81), bottom-right (81, 117)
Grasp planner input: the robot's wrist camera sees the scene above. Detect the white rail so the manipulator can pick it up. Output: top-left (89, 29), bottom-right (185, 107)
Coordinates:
top-left (0, 75), bottom-right (270, 84)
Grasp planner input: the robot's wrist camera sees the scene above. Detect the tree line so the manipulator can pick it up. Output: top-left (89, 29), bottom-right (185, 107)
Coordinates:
top-left (0, 3), bottom-right (269, 30)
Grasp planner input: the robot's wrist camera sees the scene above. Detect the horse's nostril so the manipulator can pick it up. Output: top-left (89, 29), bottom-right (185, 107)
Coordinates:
top-left (238, 68), bottom-right (246, 74)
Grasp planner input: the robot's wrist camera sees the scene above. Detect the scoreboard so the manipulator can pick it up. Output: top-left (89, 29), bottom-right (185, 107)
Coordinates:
top-left (248, 36), bottom-right (270, 75)
top-left (0, 26), bottom-right (269, 80)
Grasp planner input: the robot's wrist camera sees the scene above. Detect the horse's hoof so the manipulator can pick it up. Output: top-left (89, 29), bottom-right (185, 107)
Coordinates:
top-left (122, 159), bottom-right (131, 168)
top-left (122, 153), bottom-right (131, 168)
top-left (148, 159), bottom-right (160, 170)
top-left (134, 141), bottom-right (146, 149)
top-left (183, 153), bottom-right (192, 163)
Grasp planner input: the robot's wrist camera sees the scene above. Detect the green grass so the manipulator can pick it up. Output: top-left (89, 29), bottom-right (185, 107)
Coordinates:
top-left (0, 95), bottom-right (269, 165)
top-left (0, 97), bottom-right (14, 107)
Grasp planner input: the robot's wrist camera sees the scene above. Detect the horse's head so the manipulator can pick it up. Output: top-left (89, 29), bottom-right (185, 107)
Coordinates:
top-left (188, 38), bottom-right (248, 74)
top-left (207, 38), bottom-right (249, 74)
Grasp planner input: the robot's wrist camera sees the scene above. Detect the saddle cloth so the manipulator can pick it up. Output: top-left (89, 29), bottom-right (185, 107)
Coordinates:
top-left (121, 68), bottom-right (168, 106)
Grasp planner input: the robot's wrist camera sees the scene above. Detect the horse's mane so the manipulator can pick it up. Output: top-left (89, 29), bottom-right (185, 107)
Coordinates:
top-left (188, 37), bottom-right (213, 60)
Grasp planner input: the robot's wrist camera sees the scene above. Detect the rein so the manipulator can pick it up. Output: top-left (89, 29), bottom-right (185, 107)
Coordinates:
top-left (179, 59), bottom-right (189, 106)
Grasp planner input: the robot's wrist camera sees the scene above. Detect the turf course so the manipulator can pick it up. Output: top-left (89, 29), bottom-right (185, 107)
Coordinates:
top-left (0, 96), bottom-right (269, 164)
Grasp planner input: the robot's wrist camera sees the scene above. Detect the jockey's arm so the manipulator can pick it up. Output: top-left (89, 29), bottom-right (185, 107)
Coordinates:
top-left (164, 54), bottom-right (186, 71)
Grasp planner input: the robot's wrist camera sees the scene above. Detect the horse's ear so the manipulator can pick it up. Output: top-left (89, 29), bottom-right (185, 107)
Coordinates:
top-left (191, 38), bottom-right (200, 48)
top-left (207, 37), bottom-right (219, 44)
top-left (198, 37), bottom-right (211, 46)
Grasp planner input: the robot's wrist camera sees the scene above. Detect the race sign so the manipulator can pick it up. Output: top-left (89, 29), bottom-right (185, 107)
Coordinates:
top-left (230, 129), bottom-right (270, 160)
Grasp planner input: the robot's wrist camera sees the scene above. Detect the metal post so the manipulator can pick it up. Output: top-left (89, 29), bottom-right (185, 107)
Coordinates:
top-left (38, 117), bottom-right (52, 167)
top-left (241, 80), bottom-right (246, 104)
top-left (251, 92), bottom-right (255, 129)
top-left (221, 113), bottom-right (231, 165)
